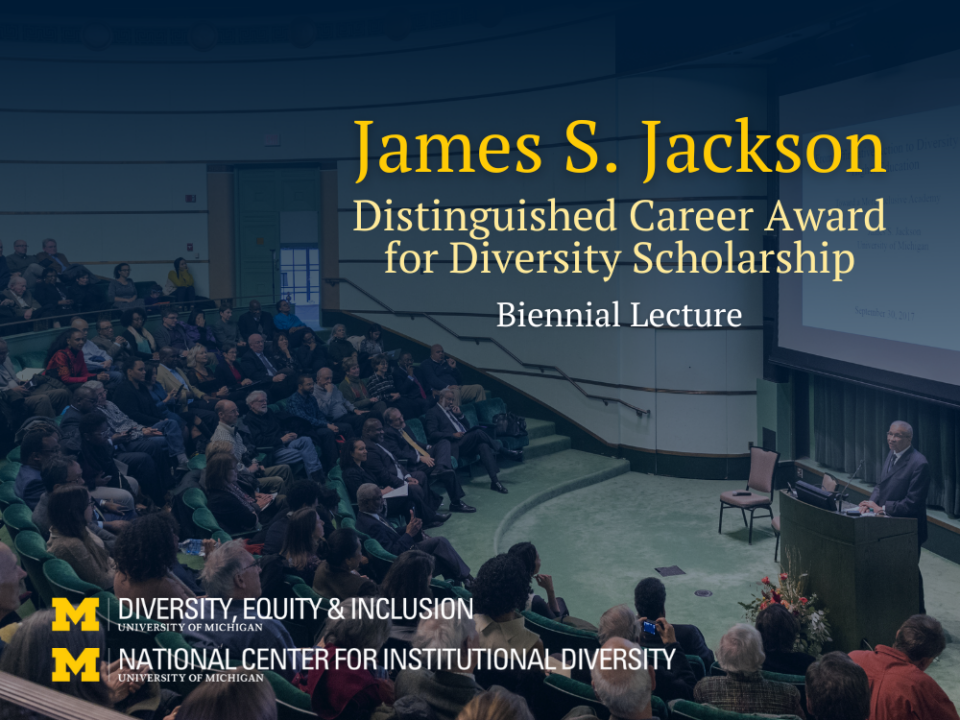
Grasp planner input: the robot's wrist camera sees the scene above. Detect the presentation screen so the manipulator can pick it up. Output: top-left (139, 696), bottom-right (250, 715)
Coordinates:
top-left (776, 50), bottom-right (960, 405)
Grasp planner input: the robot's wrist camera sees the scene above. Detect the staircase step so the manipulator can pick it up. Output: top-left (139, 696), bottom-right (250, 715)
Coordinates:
top-left (524, 418), bottom-right (555, 440)
top-left (521, 434), bottom-right (571, 460)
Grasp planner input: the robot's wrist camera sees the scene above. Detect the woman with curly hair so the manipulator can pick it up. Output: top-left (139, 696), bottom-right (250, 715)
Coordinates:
top-left (112, 513), bottom-right (200, 620)
top-left (471, 554), bottom-right (545, 658)
top-left (506, 541), bottom-right (596, 631)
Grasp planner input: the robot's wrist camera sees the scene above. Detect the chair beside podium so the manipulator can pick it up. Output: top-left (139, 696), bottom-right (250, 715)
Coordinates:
top-left (779, 490), bottom-right (918, 652)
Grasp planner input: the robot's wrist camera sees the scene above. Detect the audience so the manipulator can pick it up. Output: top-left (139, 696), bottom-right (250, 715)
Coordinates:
top-left (634, 576), bottom-right (715, 670)
top-left (33, 266), bottom-right (73, 318)
top-left (293, 595), bottom-right (394, 719)
top-left (166, 257), bottom-right (197, 303)
top-left (73, 410), bottom-right (141, 520)
top-left (261, 480), bottom-right (320, 555)
top-left (379, 549), bottom-right (435, 640)
top-left (46, 484), bottom-right (117, 590)
top-left (457, 687), bottom-right (534, 720)
top-left (6, 240), bottom-right (33, 281)
top-left (237, 299), bottom-right (272, 343)
top-left (392, 601), bottom-right (483, 720)
top-left (471, 554), bottom-right (543, 658)
top-left (32, 238), bottom-right (91, 285)
top-left (273, 299), bottom-right (307, 337)
top-left (113, 513), bottom-right (198, 617)
top-left (382, 407), bottom-right (470, 513)
top-left (313, 527), bottom-right (378, 599)
top-left (0, 338), bottom-right (70, 419)
top-left (44, 328), bottom-right (111, 389)
top-left (212, 304), bottom-right (241, 348)
top-left (213, 343), bottom-right (254, 394)
top-left (312, 366), bottom-right (368, 437)
top-left (326, 323), bottom-right (356, 377)
top-left (185, 344), bottom-right (228, 397)
top-left (805, 651), bottom-right (871, 720)
top-left (420, 344), bottom-right (486, 406)
top-left (202, 452), bottom-right (264, 534)
top-left (66, 270), bottom-right (106, 314)
top-left (392, 352), bottom-right (433, 408)
top-left (108, 262), bottom-right (143, 309)
top-left (70, 317), bottom-right (122, 386)
top-left (157, 346), bottom-right (220, 421)
top-left (91, 316), bottom-right (132, 361)
top-left (32, 454), bottom-right (121, 546)
top-left (0, 543), bottom-right (27, 649)
top-left (368, 354), bottom-right (427, 419)
top-left (591, 637), bottom-right (658, 720)
top-left (153, 308), bottom-right (190, 353)
top-left (850, 614), bottom-right (958, 719)
top-left (242, 333), bottom-right (294, 400)
top-left (268, 330), bottom-right (301, 376)
top-left (277, 507), bottom-right (324, 586)
top-left (424, 388), bottom-right (516, 495)
top-left (209, 398), bottom-right (291, 491)
top-left (755, 603), bottom-right (815, 676)
top-left (185, 307), bottom-right (219, 353)
top-left (174, 677), bottom-right (276, 720)
top-left (294, 330), bottom-right (327, 376)
top-left (693, 624), bottom-right (806, 718)
top-left (121, 307), bottom-right (159, 360)
top-left (14, 427), bottom-right (60, 508)
top-left (186, 541), bottom-right (300, 680)
top-left (243, 389), bottom-right (326, 482)
top-left (3, 276), bottom-right (42, 321)
top-left (358, 324), bottom-right (384, 360)
top-left (340, 356), bottom-right (387, 417)
top-left (508, 541), bottom-right (596, 631)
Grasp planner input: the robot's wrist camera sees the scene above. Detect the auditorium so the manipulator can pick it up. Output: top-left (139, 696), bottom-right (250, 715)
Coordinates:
top-left (0, 1), bottom-right (957, 719)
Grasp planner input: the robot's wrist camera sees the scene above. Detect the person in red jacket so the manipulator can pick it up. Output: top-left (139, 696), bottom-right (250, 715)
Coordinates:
top-left (45, 328), bottom-right (109, 389)
top-left (849, 614), bottom-right (959, 720)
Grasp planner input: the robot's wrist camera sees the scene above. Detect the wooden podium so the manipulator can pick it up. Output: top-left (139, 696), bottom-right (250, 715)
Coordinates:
top-left (779, 490), bottom-right (919, 652)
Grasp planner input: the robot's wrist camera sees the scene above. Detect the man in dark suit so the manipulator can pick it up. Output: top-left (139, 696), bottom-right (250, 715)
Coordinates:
top-left (859, 420), bottom-right (931, 612)
top-left (634, 576), bottom-right (716, 672)
top-left (237, 299), bottom-right (275, 343)
top-left (383, 407), bottom-right (474, 514)
top-left (360, 418), bottom-right (450, 528)
top-left (422, 388), bottom-right (520, 495)
top-left (240, 333), bottom-right (294, 400)
top-left (354, 483), bottom-right (471, 585)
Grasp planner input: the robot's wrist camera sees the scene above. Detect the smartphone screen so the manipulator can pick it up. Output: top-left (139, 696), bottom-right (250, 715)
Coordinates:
top-left (642, 620), bottom-right (657, 636)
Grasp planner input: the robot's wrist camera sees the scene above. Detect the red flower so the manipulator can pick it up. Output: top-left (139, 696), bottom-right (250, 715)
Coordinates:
top-left (779, 573), bottom-right (788, 581)
top-left (761, 576), bottom-right (770, 585)
top-left (760, 600), bottom-right (769, 610)
top-left (800, 597), bottom-right (808, 605)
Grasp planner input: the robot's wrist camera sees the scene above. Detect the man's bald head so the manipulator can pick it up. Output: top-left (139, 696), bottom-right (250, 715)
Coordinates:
top-left (592, 638), bottom-right (653, 720)
top-left (430, 344), bottom-right (444, 362)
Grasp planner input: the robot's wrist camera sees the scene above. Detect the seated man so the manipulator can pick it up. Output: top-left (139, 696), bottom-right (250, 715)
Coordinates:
top-left (14, 428), bottom-right (60, 509)
top-left (33, 267), bottom-right (74, 318)
top-left (72, 411), bottom-right (140, 521)
top-left (209, 399), bottom-right (292, 494)
top-left (91, 317), bottom-right (132, 363)
top-left (354, 483), bottom-right (471, 585)
top-left (45, 327), bottom-right (111, 390)
top-left (312, 367), bottom-right (368, 437)
top-left (0, 338), bottom-right (70, 420)
top-left (5, 239), bottom-right (32, 280)
top-left (111, 359), bottom-right (191, 471)
top-left (185, 541), bottom-right (299, 680)
top-left (156, 346), bottom-right (220, 428)
top-left (392, 352), bottom-right (435, 408)
top-left (237, 299), bottom-right (272, 343)
top-left (393, 603), bottom-right (484, 720)
top-left (850, 614), bottom-right (958, 720)
top-left (2, 276), bottom-right (41, 321)
top-left (694, 624), bottom-right (806, 718)
top-left (27, 238), bottom-right (92, 286)
top-left (382, 407), bottom-right (472, 513)
top-left (242, 390), bottom-right (325, 483)
top-left (153, 309), bottom-right (190, 354)
top-left (272, 299), bottom-right (307, 337)
top-left (241, 333), bottom-right (295, 400)
top-left (419, 344), bottom-right (486, 406)
top-left (212, 305), bottom-right (242, 348)
top-left (360, 417), bottom-right (450, 528)
top-left (805, 652), bottom-right (870, 720)
top-left (589, 637), bottom-right (659, 720)
top-left (634, 576), bottom-right (715, 670)
top-left (70, 317), bottom-right (122, 387)
top-left (32, 454), bottom-right (122, 548)
top-left (423, 389), bottom-right (520, 495)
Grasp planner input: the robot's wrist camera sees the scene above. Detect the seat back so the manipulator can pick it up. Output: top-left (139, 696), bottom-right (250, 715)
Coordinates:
top-left (0, 462), bottom-right (21, 483)
top-left (542, 675), bottom-right (608, 719)
top-left (15, 530), bottom-right (56, 608)
top-left (406, 418), bottom-right (428, 447)
top-left (672, 699), bottom-right (800, 719)
top-left (95, 591), bottom-right (168, 655)
top-left (154, 632), bottom-right (208, 697)
top-left (474, 398), bottom-right (508, 425)
top-left (461, 403), bottom-right (479, 428)
top-left (327, 479), bottom-right (354, 520)
top-left (747, 446), bottom-right (780, 495)
top-left (3, 503), bottom-right (39, 539)
top-left (191, 507), bottom-right (222, 538)
top-left (43, 558), bottom-right (102, 605)
top-left (0, 482), bottom-right (24, 510)
top-left (821, 473), bottom-right (838, 493)
top-left (362, 537), bottom-right (396, 582)
top-left (182, 487), bottom-right (207, 510)
top-left (521, 610), bottom-right (599, 654)
top-left (686, 654), bottom-right (707, 681)
top-left (263, 669), bottom-right (315, 719)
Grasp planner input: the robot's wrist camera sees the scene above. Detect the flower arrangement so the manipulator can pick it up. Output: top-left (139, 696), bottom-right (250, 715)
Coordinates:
top-left (739, 569), bottom-right (832, 657)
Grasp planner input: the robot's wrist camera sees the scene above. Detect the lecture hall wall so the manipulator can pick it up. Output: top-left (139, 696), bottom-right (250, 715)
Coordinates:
top-left (0, 12), bottom-right (765, 474)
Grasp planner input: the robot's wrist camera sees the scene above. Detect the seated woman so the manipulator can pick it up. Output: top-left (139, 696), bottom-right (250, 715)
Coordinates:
top-left (143, 283), bottom-right (172, 314)
top-left (186, 344), bottom-right (228, 397)
top-left (358, 324), bottom-right (384, 361)
top-left (694, 624), bottom-right (807, 718)
top-left (33, 267), bottom-right (74, 320)
top-left (2, 275), bottom-right (42, 321)
top-left (113, 512), bottom-right (198, 619)
top-left (46, 484), bottom-right (117, 590)
top-left (755, 603), bottom-right (816, 676)
top-left (107, 263), bottom-right (143, 310)
top-left (204, 453), bottom-right (262, 535)
top-left (507, 541), bottom-right (595, 630)
top-left (273, 299), bottom-right (307, 338)
top-left (171, 677), bottom-right (277, 720)
top-left (472, 553), bottom-right (545, 658)
top-left (293, 596), bottom-right (393, 720)
top-left (291, 330), bottom-right (325, 375)
top-left (378, 549), bottom-right (434, 648)
top-left (326, 323), bottom-right (356, 379)
top-left (278, 507), bottom-right (324, 587)
top-left (269, 331), bottom-right (301, 377)
top-left (120, 307), bottom-right (159, 361)
top-left (143, 363), bottom-right (185, 426)
top-left (365, 354), bottom-right (426, 419)
top-left (312, 527), bottom-right (377, 600)
top-left (185, 307), bottom-right (219, 353)
top-left (339, 357), bottom-right (387, 417)
top-left (166, 257), bottom-right (196, 304)
top-left (66, 270), bottom-right (106, 314)
top-left (214, 344), bottom-right (255, 393)
top-left (44, 328), bottom-right (110, 389)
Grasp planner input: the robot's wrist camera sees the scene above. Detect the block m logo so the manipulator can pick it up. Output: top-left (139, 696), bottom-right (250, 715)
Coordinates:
top-left (51, 597), bottom-right (99, 631)
top-left (51, 648), bottom-right (100, 682)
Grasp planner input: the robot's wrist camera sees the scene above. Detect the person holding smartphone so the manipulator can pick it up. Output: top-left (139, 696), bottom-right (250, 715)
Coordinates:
top-left (635, 614), bottom-right (698, 703)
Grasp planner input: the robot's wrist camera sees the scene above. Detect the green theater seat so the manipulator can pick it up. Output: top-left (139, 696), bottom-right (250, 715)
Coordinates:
top-left (3, 502), bottom-right (39, 539)
top-left (671, 699), bottom-right (795, 719)
top-left (263, 669), bottom-right (315, 719)
top-left (0, 462), bottom-right (20, 482)
top-left (363, 537), bottom-right (396, 582)
top-left (95, 591), bottom-right (168, 655)
top-left (15, 352), bottom-right (47, 371)
top-left (0, 482), bottom-right (23, 509)
top-left (5, 447), bottom-right (20, 463)
top-left (191, 507), bottom-right (222, 538)
top-left (182, 487), bottom-right (207, 510)
top-left (43, 558), bottom-right (102, 605)
top-left (15, 530), bottom-right (56, 608)
top-left (521, 610), bottom-right (599, 654)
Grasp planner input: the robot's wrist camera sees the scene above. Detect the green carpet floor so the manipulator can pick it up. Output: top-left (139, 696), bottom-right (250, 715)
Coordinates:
top-left (435, 466), bottom-right (960, 706)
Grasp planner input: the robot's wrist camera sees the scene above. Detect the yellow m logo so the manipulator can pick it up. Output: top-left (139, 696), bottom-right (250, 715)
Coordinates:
top-left (51, 647), bottom-right (100, 682)
top-left (51, 598), bottom-right (100, 632)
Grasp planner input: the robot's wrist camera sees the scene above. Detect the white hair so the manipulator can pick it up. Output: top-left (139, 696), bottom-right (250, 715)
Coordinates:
top-left (322, 596), bottom-right (391, 651)
top-left (717, 624), bottom-right (766, 674)
top-left (592, 639), bottom-right (652, 717)
top-left (890, 420), bottom-right (913, 438)
top-left (81, 380), bottom-right (104, 392)
top-left (412, 601), bottom-right (477, 671)
top-left (8, 276), bottom-right (25, 289)
top-left (598, 605), bottom-right (641, 645)
top-left (245, 390), bottom-right (268, 406)
top-left (198, 540), bottom-right (250, 600)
